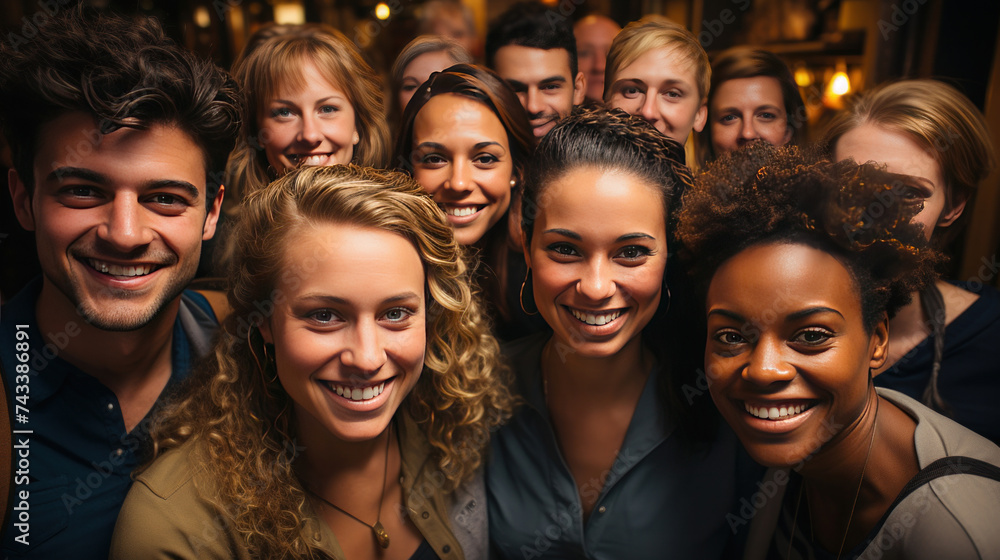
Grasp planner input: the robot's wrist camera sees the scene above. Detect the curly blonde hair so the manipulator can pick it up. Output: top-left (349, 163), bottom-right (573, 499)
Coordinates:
top-left (149, 165), bottom-right (513, 558)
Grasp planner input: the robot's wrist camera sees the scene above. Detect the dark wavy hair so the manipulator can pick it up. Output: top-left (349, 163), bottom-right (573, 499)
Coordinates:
top-left (0, 7), bottom-right (240, 202)
top-left (678, 144), bottom-right (942, 333)
top-left (394, 64), bottom-right (534, 324)
top-left (394, 63), bottom-right (534, 183)
top-left (485, 0), bottom-right (579, 77)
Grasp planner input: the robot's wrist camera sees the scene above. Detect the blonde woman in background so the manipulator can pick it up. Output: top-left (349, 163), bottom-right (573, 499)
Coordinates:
top-left (824, 79), bottom-right (1000, 445)
top-left (225, 25), bottom-right (391, 206)
top-left (604, 16), bottom-right (710, 161)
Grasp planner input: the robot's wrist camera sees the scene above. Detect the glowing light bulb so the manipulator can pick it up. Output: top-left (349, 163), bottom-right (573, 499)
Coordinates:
top-left (375, 2), bottom-right (390, 20)
top-left (794, 67), bottom-right (812, 87)
top-left (830, 72), bottom-right (850, 96)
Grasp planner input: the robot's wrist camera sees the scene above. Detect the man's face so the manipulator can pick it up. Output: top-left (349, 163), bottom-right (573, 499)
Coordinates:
top-left (10, 111), bottom-right (222, 331)
top-left (492, 45), bottom-right (585, 138)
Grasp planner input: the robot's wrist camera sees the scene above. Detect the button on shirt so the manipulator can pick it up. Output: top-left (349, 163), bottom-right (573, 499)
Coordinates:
top-left (487, 333), bottom-right (742, 560)
top-left (0, 278), bottom-right (216, 560)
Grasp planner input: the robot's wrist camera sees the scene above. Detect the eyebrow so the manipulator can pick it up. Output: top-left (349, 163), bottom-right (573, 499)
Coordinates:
top-left (787, 306), bottom-right (845, 321)
top-left (611, 78), bottom-right (646, 90)
top-left (48, 167), bottom-right (201, 199)
top-left (707, 306), bottom-right (845, 322)
top-left (273, 95), bottom-right (345, 106)
top-left (542, 229), bottom-right (655, 242)
top-left (415, 141), bottom-right (504, 152)
top-left (717, 104), bottom-right (783, 113)
top-left (297, 292), bottom-right (422, 305)
top-left (539, 76), bottom-right (568, 85)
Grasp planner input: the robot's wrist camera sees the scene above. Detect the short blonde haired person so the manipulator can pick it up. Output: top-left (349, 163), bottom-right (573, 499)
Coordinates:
top-left (111, 165), bottom-right (513, 559)
top-left (604, 16), bottom-right (710, 156)
top-left (823, 79), bottom-right (995, 242)
top-left (605, 16), bottom-right (710, 103)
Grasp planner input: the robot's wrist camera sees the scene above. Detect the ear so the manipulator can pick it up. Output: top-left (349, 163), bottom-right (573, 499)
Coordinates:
top-left (9, 168), bottom-right (36, 231)
top-left (936, 196), bottom-right (967, 229)
top-left (573, 72), bottom-right (587, 106)
top-left (202, 185), bottom-right (224, 240)
top-left (869, 315), bottom-right (889, 371)
top-left (692, 102), bottom-right (708, 133)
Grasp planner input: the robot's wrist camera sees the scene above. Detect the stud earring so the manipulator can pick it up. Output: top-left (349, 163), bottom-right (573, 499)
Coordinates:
top-left (510, 179), bottom-right (517, 187)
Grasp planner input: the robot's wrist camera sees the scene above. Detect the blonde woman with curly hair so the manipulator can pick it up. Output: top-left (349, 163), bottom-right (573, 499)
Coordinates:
top-left (110, 165), bottom-right (513, 560)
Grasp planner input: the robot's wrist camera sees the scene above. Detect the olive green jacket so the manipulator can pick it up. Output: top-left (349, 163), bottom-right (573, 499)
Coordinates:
top-left (109, 412), bottom-right (486, 559)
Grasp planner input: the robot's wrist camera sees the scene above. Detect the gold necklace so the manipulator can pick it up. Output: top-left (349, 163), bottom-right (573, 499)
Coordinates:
top-left (305, 424), bottom-right (393, 549)
top-left (786, 396), bottom-right (879, 559)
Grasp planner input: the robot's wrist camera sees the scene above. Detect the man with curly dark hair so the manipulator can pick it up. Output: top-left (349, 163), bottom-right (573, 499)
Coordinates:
top-left (0, 7), bottom-right (240, 559)
top-left (678, 144), bottom-right (1000, 559)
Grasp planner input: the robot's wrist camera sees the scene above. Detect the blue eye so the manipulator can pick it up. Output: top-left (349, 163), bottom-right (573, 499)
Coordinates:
top-left (382, 307), bottom-right (413, 322)
top-left (271, 107), bottom-right (293, 118)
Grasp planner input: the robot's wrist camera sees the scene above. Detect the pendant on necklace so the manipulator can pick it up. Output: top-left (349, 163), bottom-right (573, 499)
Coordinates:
top-left (373, 520), bottom-right (390, 549)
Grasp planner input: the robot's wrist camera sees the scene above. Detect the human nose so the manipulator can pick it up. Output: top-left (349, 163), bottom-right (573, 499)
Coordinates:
top-left (576, 258), bottom-right (616, 301)
top-left (742, 334), bottom-right (795, 386)
top-left (97, 195), bottom-right (153, 251)
top-left (594, 50), bottom-right (606, 73)
top-left (444, 160), bottom-right (472, 193)
top-left (526, 87), bottom-right (545, 116)
top-left (341, 318), bottom-right (386, 375)
top-left (639, 91), bottom-right (659, 125)
top-left (739, 117), bottom-right (759, 142)
top-left (298, 113), bottom-right (322, 144)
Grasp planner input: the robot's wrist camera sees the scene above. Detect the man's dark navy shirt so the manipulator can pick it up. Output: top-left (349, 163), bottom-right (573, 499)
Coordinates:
top-left (0, 277), bottom-right (217, 560)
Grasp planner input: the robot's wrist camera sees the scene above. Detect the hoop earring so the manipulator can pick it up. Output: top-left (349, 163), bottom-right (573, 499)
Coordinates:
top-left (520, 268), bottom-right (539, 316)
top-left (248, 326), bottom-right (278, 384)
top-left (662, 285), bottom-right (671, 316)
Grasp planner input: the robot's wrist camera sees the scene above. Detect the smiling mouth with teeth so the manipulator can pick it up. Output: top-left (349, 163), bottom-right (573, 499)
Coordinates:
top-left (442, 205), bottom-right (482, 217)
top-left (88, 259), bottom-right (157, 278)
top-left (744, 402), bottom-right (814, 420)
top-left (570, 308), bottom-right (623, 326)
top-left (289, 153), bottom-right (331, 166)
top-left (323, 380), bottom-right (387, 402)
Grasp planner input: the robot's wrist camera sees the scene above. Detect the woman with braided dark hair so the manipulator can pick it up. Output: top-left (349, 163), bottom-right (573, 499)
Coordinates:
top-left (678, 143), bottom-right (1000, 559)
top-left (487, 108), bottom-right (745, 559)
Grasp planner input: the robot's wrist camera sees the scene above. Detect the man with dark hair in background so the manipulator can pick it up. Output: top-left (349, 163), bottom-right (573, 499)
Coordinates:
top-left (0, 8), bottom-right (239, 559)
top-left (486, 1), bottom-right (586, 138)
